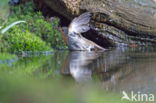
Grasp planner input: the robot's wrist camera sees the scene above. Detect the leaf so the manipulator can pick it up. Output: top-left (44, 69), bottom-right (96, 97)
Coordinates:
top-left (1, 20), bottom-right (26, 34)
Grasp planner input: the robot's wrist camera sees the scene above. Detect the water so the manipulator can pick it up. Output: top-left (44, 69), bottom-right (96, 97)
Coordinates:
top-left (3, 47), bottom-right (156, 91)
top-left (0, 47), bottom-right (156, 103)
top-left (59, 47), bottom-right (156, 93)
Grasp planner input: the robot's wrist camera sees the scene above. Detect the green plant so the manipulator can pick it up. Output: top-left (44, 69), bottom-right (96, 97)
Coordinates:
top-left (6, 1), bottom-right (67, 49)
top-left (2, 27), bottom-right (52, 52)
top-left (1, 20), bottom-right (26, 34)
top-left (0, 1), bottom-right (67, 53)
top-left (0, 20), bottom-right (27, 52)
top-left (0, 35), bottom-right (9, 52)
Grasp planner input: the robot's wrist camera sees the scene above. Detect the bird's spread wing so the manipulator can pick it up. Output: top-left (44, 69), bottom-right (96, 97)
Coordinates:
top-left (68, 12), bottom-right (91, 34)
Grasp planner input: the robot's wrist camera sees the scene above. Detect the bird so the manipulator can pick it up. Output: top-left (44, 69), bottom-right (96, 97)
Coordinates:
top-left (60, 12), bottom-right (106, 51)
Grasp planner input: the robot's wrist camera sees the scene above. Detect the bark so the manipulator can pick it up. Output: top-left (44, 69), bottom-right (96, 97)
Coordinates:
top-left (34, 0), bottom-right (156, 46)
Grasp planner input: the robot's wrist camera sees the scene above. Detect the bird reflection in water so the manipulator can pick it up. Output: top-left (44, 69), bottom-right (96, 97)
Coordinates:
top-left (60, 48), bottom-right (135, 84)
top-left (60, 49), bottom-right (130, 83)
top-left (60, 48), bottom-right (156, 92)
top-left (68, 51), bottom-right (102, 82)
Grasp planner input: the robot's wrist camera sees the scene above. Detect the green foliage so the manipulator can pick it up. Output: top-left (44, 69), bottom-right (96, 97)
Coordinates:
top-left (2, 28), bottom-right (51, 52)
top-left (0, 1), bottom-right (67, 53)
top-left (1, 20), bottom-right (26, 34)
top-left (0, 35), bottom-right (9, 52)
top-left (6, 1), bottom-right (66, 49)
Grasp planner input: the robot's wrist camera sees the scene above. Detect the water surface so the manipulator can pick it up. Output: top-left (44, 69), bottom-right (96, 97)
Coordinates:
top-left (0, 47), bottom-right (156, 103)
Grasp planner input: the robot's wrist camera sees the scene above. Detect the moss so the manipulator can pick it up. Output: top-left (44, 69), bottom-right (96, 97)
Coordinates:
top-left (2, 28), bottom-right (52, 52)
top-left (0, 1), bottom-right (67, 53)
top-left (0, 35), bottom-right (9, 52)
top-left (6, 1), bottom-right (67, 49)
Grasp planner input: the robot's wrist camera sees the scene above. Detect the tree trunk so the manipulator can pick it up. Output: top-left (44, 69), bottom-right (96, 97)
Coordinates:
top-left (35, 0), bottom-right (156, 47)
